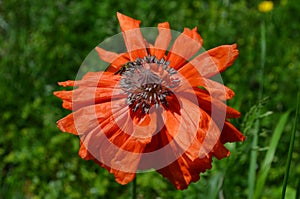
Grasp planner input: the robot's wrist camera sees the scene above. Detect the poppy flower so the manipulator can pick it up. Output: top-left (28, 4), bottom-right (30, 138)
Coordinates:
top-left (54, 12), bottom-right (245, 190)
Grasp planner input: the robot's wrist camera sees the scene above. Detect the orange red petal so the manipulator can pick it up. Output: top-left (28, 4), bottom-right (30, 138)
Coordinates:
top-left (79, 141), bottom-right (95, 160)
top-left (163, 97), bottom-right (201, 161)
top-left (157, 154), bottom-right (212, 190)
top-left (150, 22), bottom-right (171, 59)
top-left (95, 47), bottom-right (130, 73)
top-left (184, 44), bottom-right (239, 78)
top-left (220, 121), bottom-right (246, 143)
top-left (56, 113), bottom-right (78, 135)
top-left (167, 27), bottom-right (203, 70)
top-left (211, 140), bottom-right (230, 160)
top-left (117, 12), bottom-right (147, 60)
top-left (58, 80), bottom-right (75, 87)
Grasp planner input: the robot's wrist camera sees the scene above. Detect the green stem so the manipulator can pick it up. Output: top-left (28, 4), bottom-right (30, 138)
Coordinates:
top-left (132, 176), bottom-right (137, 199)
top-left (248, 19), bottom-right (266, 199)
top-left (248, 119), bottom-right (259, 199)
top-left (281, 91), bottom-right (299, 199)
top-left (259, 20), bottom-right (266, 100)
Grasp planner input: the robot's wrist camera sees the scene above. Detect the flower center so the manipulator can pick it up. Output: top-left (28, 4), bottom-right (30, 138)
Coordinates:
top-left (118, 55), bottom-right (180, 113)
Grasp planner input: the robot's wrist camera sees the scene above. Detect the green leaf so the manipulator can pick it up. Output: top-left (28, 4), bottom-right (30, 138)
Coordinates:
top-left (253, 111), bottom-right (291, 199)
top-left (281, 91), bottom-right (299, 199)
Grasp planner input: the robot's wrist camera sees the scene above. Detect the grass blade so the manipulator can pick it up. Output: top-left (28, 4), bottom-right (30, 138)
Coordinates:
top-left (253, 111), bottom-right (291, 199)
top-left (248, 119), bottom-right (259, 199)
top-left (281, 91), bottom-right (299, 199)
top-left (248, 20), bottom-right (266, 199)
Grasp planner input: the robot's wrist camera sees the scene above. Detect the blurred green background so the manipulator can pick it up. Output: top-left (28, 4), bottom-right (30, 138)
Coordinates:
top-left (0, 0), bottom-right (299, 198)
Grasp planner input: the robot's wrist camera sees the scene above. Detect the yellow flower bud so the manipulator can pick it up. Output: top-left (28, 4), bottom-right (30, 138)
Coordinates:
top-left (258, 1), bottom-right (274, 13)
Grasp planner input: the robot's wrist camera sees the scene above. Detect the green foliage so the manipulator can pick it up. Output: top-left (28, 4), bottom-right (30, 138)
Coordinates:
top-left (254, 111), bottom-right (291, 199)
top-left (282, 91), bottom-right (299, 199)
top-left (0, 0), bottom-right (299, 198)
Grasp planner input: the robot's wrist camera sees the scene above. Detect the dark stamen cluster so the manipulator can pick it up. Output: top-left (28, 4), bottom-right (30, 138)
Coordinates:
top-left (117, 55), bottom-right (180, 114)
top-left (127, 83), bottom-right (173, 113)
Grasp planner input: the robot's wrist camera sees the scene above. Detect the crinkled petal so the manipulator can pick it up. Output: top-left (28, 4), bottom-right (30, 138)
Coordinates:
top-left (196, 107), bottom-right (224, 159)
top-left (81, 124), bottom-right (147, 175)
top-left (157, 154), bottom-right (212, 190)
top-left (163, 97), bottom-right (201, 161)
top-left (78, 71), bottom-right (121, 87)
top-left (220, 121), bottom-right (245, 144)
top-left (56, 113), bottom-right (78, 135)
top-left (54, 72), bottom-right (122, 110)
top-left (201, 79), bottom-right (235, 100)
top-left (149, 22), bottom-right (171, 59)
top-left (178, 88), bottom-right (240, 119)
top-left (156, 108), bottom-right (230, 190)
top-left (167, 27), bottom-right (203, 70)
top-left (178, 67), bottom-right (235, 100)
top-left (54, 87), bottom-right (125, 111)
top-left (79, 141), bottom-right (95, 160)
top-left (210, 140), bottom-right (230, 160)
top-left (58, 80), bottom-right (75, 87)
top-left (68, 98), bottom-right (157, 176)
top-left (56, 97), bottom-right (126, 136)
top-left (93, 160), bottom-right (136, 185)
top-left (182, 44), bottom-right (239, 78)
top-left (117, 12), bottom-right (147, 60)
top-left (85, 104), bottom-right (153, 174)
top-left (95, 47), bottom-right (130, 73)
top-left (57, 72), bottom-right (121, 89)
top-left (195, 88), bottom-right (240, 119)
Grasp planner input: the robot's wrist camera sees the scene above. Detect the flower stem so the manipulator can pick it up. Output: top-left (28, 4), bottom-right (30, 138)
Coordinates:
top-left (131, 176), bottom-right (137, 199)
top-left (248, 19), bottom-right (266, 199)
top-left (281, 91), bottom-right (299, 199)
top-left (248, 120), bottom-right (259, 199)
